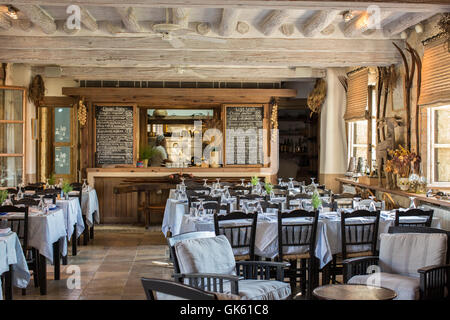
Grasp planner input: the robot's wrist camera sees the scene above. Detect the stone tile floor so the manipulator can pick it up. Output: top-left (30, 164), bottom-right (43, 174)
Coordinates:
top-left (12, 224), bottom-right (337, 300)
top-left (13, 224), bottom-right (173, 300)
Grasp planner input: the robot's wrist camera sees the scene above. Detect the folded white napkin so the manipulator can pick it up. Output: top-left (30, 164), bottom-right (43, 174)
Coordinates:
top-left (0, 227), bottom-right (11, 235)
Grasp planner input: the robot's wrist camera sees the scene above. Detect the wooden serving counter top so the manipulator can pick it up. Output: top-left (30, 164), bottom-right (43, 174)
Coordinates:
top-left (336, 177), bottom-right (450, 208)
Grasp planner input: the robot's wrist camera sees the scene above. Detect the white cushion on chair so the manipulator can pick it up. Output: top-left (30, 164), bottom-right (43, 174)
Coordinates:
top-left (221, 279), bottom-right (291, 300)
top-left (379, 233), bottom-right (447, 278)
top-left (348, 272), bottom-right (420, 300)
top-left (174, 235), bottom-right (237, 275)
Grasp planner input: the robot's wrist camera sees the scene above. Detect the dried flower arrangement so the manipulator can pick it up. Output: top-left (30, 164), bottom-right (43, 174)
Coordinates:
top-left (385, 145), bottom-right (421, 178)
top-left (307, 78), bottom-right (327, 117)
top-left (77, 98), bottom-right (87, 127)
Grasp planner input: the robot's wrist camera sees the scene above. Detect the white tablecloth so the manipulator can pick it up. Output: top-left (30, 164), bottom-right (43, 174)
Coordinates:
top-left (0, 232), bottom-right (30, 300)
top-left (0, 208), bottom-right (68, 264)
top-left (56, 198), bottom-right (85, 239)
top-left (177, 211), bottom-right (441, 269)
top-left (70, 188), bottom-right (100, 227)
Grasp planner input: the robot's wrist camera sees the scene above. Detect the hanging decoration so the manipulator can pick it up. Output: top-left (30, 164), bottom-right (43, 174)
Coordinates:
top-left (77, 97), bottom-right (87, 128)
top-left (28, 75), bottom-right (45, 107)
top-left (307, 78), bottom-right (327, 117)
top-left (270, 98), bottom-right (278, 143)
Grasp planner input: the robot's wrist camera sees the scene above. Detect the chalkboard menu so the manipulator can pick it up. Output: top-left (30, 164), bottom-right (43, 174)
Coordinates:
top-left (225, 105), bottom-right (264, 165)
top-left (95, 105), bottom-right (135, 166)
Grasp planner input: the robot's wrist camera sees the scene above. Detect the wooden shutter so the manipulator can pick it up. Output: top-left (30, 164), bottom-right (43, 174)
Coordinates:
top-left (419, 37), bottom-right (450, 106)
top-left (344, 68), bottom-right (368, 121)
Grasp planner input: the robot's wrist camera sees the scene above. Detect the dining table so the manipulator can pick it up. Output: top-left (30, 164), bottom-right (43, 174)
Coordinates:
top-left (0, 230), bottom-right (30, 300)
top-left (56, 197), bottom-right (85, 260)
top-left (69, 188), bottom-right (100, 245)
top-left (0, 206), bottom-right (68, 295)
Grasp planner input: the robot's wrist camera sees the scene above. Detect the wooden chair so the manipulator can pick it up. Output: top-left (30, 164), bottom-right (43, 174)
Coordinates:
top-left (277, 209), bottom-right (319, 297)
top-left (0, 205), bottom-right (39, 296)
top-left (141, 278), bottom-right (218, 300)
top-left (286, 194), bottom-right (310, 210)
top-left (213, 211), bottom-right (257, 261)
top-left (23, 183), bottom-right (44, 191)
top-left (167, 231), bottom-right (290, 299)
top-left (343, 226), bottom-right (450, 300)
top-left (12, 198), bottom-right (40, 207)
top-left (188, 195), bottom-right (220, 211)
top-left (395, 208), bottom-right (434, 227)
top-left (331, 193), bottom-right (356, 209)
top-left (260, 201), bottom-right (282, 213)
top-left (325, 210), bottom-right (380, 285)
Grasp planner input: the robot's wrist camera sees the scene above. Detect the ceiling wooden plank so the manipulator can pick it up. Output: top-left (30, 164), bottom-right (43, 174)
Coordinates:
top-left (0, 36), bottom-right (402, 53)
top-left (301, 10), bottom-right (339, 37)
top-left (80, 6), bottom-right (98, 32)
top-left (0, 14), bottom-right (12, 30)
top-left (259, 10), bottom-right (290, 36)
top-left (383, 12), bottom-right (437, 36)
top-left (172, 8), bottom-right (190, 29)
top-left (115, 7), bottom-right (141, 32)
top-left (219, 8), bottom-right (241, 37)
top-left (0, 48), bottom-right (400, 67)
top-left (9, 1), bottom-right (450, 12)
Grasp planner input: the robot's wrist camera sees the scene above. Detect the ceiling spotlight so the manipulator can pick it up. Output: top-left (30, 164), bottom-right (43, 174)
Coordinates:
top-left (5, 5), bottom-right (18, 20)
top-left (343, 10), bottom-right (354, 22)
top-left (415, 23), bottom-right (424, 34)
top-left (400, 31), bottom-right (408, 39)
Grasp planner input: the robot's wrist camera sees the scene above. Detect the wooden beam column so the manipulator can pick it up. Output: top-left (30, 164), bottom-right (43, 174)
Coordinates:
top-left (302, 10), bottom-right (339, 37)
top-left (219, 8), bottom-right (240, 37)
top-left (116, 7), bottom-right (141, 32)
top-left (259, 10), bottom-right (290, 36)
top-left (15, 5), bottom-right (56, 34)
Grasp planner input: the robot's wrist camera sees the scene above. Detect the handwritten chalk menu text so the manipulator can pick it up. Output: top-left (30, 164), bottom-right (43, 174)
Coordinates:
top-left (225, 106), bottom-right (264, 165)
top-left (95, 106), bottom-right (134, 165)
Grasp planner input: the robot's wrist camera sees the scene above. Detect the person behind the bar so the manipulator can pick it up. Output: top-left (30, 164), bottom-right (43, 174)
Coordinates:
top-left (151, 135), bottom-right (170, 166)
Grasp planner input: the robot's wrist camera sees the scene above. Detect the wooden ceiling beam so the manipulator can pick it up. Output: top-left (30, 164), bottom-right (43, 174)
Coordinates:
top-left (8, 1), bottom-right (450, 12)
top-left (0, 14), bottom-right (12, 30)
top-left (15, 5), bottom-right (56, 34)
top-left (219, 8), bottom-right (240, 37)
top-left (383, 12), bottom-right (437, 36)
top-left (0, 36), bottom-right (401, 54)
top-left (115, 7), bottom-right (141, 32)
top-left (259, 10), bottom-right (290, 36)
top-left (0, 48), bottom-right (400, 67)
top-left (80, 6), bottom-right (98, 32)
top-left (301, 10), bottom-right (339, 37)
top-left (172, 8), bottom-right (190, 29)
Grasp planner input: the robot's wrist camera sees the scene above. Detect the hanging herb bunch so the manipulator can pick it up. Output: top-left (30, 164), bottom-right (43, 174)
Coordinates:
top-left (307, 78), bottom-right (327, 117)
top-left (270, 98), bottom-right (278, 143)
top-left (77, 97), bottom-right (87, 128)
top-left (28, 75), bottom-right (45, 107)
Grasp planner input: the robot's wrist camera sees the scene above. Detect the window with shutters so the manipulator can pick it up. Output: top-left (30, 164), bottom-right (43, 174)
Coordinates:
top-left (427, 104), bottom-right (450, 186)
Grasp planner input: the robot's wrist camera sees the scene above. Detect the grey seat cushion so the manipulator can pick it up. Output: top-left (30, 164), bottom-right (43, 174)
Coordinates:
top-left (220, 279), bottom-right (291, 300)
top-left (379, 233), bottom-right (447, 278)
top-left (174, 234), bottom-right (236, 275)
top-left (348, 272), bottom-right (420, 300)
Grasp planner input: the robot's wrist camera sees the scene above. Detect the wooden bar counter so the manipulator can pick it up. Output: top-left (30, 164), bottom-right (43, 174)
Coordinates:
top-left (87, 167), bottom-right (276, 224)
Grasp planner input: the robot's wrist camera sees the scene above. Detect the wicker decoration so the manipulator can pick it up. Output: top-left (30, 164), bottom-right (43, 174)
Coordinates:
top-left (270, 100), bottom-right (278, 143)
top-left (203, 117), bottom-right (222, 134)
top-left (28, 75), bottom-right (45, 107)
top-left (307, 78), bottom-right (327, 117)
top-left (77, 98), bottom-right (87, 128)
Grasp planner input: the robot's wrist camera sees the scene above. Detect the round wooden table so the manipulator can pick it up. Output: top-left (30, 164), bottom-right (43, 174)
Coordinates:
top-left (312, 284), bottom-right (397, 300)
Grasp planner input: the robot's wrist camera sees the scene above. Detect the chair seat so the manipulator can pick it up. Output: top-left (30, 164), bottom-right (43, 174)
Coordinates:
top-left (223, 279), bottom-right (291, 300)
top-left (234, 254), bottom-right (250, 261)
top-left (348, 272), bottom-right (420, 300)
top-left (282, 253), bottom-right (311, 260)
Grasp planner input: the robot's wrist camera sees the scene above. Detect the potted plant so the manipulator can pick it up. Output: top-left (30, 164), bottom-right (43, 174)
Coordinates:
top-left (0, 189), bottom-right (8, 206)
top-left (62, 180), bottom-right (73, 200)
top-left (311, 189), bottom-right (322, 210)
top-left (47, 173), bottom-right (56, 188)
top-left (139, 145), bottom-right (156, 168)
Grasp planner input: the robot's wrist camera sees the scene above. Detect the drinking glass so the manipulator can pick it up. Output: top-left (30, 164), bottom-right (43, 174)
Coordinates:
top-left (180, 177), bottom-right (186, 186)
top-left (368, 196), bottom-right (377, 211)
top-left (82, 179), bottom-right (88, 191)
top-left (288, 178), bottom-right (294, 190)
top-left (17, 185), bottom-right (23, 200)
top-left (240, 179), bottom-right (245, 187)
top-left (38, 194), bottom-right (45, 211)
top-left (45, 178), bottom-right (50, 189)
top-left (3, 194), bottom-right (13, 206)
top-left (223, 186), bottom-right (231, 200)
top-left (203, 179), bottom-right (208, 187)
top-left (197, 200), bottom-right (205, 219)
top-left (409, 196), bottom-right (417, 209)
top-left (278, 178), bottom-right (283, 186)
top-left (310, 177), bottom-right (316, 186)
top-left (353, 197), bottom-right (361, 210)
top-left (190, 202), bottom-right (199, 218)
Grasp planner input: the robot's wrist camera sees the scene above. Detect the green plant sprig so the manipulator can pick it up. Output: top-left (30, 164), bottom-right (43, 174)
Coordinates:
top-left (62, 180), bottom-right (73, 194)
top-left (0, 190), bottom-right (8, 204)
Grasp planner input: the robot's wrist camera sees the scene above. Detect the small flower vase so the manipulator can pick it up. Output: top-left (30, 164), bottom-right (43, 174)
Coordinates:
top-left (397, 177), bottom-right (410, 191)
top-left (64, 193), bottom-right (69, 200)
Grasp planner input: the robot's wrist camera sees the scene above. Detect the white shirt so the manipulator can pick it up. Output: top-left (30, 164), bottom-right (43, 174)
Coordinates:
top-left (151, 145), bottom-right (168, 166)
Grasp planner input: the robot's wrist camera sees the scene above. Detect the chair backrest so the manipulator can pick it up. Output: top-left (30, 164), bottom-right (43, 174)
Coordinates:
top-left (202, 201), bottom-right (220, 215)
top-left (69, 185), bottom-right (83, 207)
top-left (388, 226), bottom-right (450, 264)
top-left (213, 211), bottom-right (257, 260)
top-left (379, 230), bottom-right (448, 278)
top-left (340, 210), bottom-right (380, 259)
top-left (237, 194), bottom-right (264, 209)
top-left (0, 205), bottom-right (29, 249)
top-left (186, 187), bottom-right (210, 194)
top-left (277, 209), bottom-right (319, 260)
top-left (170, 234), bottom-right (236, 276)
top-left (36, 190), bottom-right (58, 204)
top-left (12, 198), bottom-right (40, 207)
top-left (260, 201), bottom-right (281, 213)
top-left (141, 278), bottom-right (217, 300)
top-left (70, 182), bottom-right (83, 189)
top-left (286, 194), bottom-right (310, 210)
top-left (167, 231), bottom-right (216, 273)
top-left (395, 208), bottom-right (434, 227)
top-left (188, 195), bottom-right (220, 210)
top-left (24, 184), bottom-right (43, 191)
top-left (357, 199), bottom-right (385, 210)
top-left (7, 188), bottom-right (18, 194)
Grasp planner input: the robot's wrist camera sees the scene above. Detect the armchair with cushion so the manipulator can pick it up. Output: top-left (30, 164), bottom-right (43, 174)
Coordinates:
top-left (343, 226), bottom-right (449, 300)
top-left (168, 231), bottom-right (291, 300)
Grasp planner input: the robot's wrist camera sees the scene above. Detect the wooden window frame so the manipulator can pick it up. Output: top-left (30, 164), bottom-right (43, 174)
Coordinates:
top-left (427, 104), bottom-right (450, 187)
top-left (0, 85), bottom-right (27, 185)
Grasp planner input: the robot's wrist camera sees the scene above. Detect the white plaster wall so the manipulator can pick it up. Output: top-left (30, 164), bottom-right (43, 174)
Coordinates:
top-left (44, 78), bottom-right (79, 96)
top-left (319, 68), bottom-right (348, 175)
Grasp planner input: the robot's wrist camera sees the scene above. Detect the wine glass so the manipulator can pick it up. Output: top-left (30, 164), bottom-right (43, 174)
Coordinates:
top-left (17, 185), bottom-right (24, 200)
top-left (82, 179), bottom-right (88, 191)
top-left (180, 177), bottom-right (186, 186)
top-left (353, 197), bottom-right (361, 210)
top-left (278, 178), bottom-right (283, 186)
top-left (190, 202), bottom-right (199, 218)
top-left (3, 193), bottom-right (13, 206)
top-left (240, 179), bottom-right (245, 187)
top-left (223, 186), bottom-right (231, 200)
top-left (368, 196), bottom-right (377, 211)
top-left (409, 196), bottom-right (417, 209)
top-left (197, 200), bottom-right (205, 220)
top-left (203, 178), bottom-right (208, 187)
top-left (216, 178), bottom-right (221, 189)
top-left (45, 178), bottom-right (50, 189)
top-left (38, 194), bottom-right (45, 211)
top-left (288, 178), bottom-right (294, 190)
top-left (310, 177), bottom-right (316, 186)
